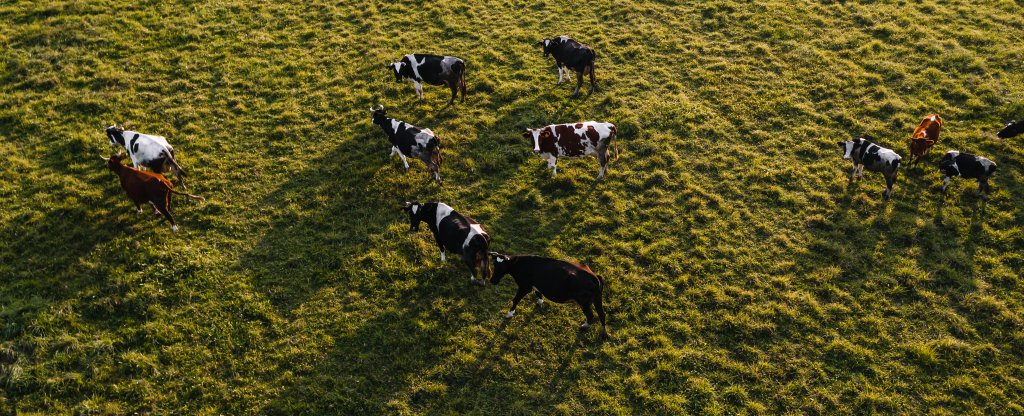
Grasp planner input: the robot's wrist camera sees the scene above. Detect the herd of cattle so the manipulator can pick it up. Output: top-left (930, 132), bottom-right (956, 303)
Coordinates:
top-left (99, 35), bottom-right (1023, 339)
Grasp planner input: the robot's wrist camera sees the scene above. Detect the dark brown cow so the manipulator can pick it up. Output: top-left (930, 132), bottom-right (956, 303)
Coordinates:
top-left (909, 114), bottom-right (943, 166)
top-left (103, 152), bottom-right (204, 232)
top-left (522, 121), bottom-right (617, 180)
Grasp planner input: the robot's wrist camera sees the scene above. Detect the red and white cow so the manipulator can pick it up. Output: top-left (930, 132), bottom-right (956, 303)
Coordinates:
top-left (522, 121), bottom-right (617, 180)
top-left (909, 114), bottom-right (943, 166)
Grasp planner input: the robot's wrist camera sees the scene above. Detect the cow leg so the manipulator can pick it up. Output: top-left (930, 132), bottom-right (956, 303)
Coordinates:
top-left (149, 201), bottom-right (161, 215)
top-left (505, 285), bottom-right (532, 318)
top-left (596, 149), bottom-right (609, 180)
top-left (398, 152), bottom-right (409, 170)
top-left (547, 156), bottom-right (558, 177)
top-left (448, 81), bottom-right (457, 105)
top-left (594, 291), bottom-right (608, 338)
top-left (154, 192), bottom-right (177, 232)
top-left (389, 146), bottom-right (399, 158)
top-left (535, 290), bottom-right (544, 305)
top-left (849, 165), bottom-right (858, 184)
top-left (884, 172), bottom-right (895, 199)
top-left (439, 249), bottom-right (446, 262)
top-left (572, 71), bottom-right (584, 96)
top-left (979, 178), bottom-right (989, 199)
top-left (942, 176), bottom-right (952, 193)
top-left (413, 81), bottom-right (424, 102)
top-left (556, 65), bottom-right (564, 84)
top-left (463, 252), bottom-right (482, 285)
top-left (579, 301), bottom-right (595, 330)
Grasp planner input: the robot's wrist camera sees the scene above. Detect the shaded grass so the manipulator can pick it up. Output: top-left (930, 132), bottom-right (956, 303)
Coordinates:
top-left (1, 0), bottom-right (1023, 414)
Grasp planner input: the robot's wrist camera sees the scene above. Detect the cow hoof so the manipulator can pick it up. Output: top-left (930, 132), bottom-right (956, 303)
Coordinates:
top-left (171, 225), bottom-right (179, 232)
top-left (536, 298), bottom-right (544, 306)
top-left (136, 209), bottom-right (143, 214)
top-left (580, 322), bottom-right (590, 330)
top-left (505, 310), bottom-right (515, 319)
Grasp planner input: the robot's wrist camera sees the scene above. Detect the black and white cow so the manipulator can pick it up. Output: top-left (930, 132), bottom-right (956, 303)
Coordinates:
top-left (837, 135), bottom-right (903, 198)
top-left (371, 105), bottom-right (442, 185)
top-left (523, 121), bottom-right (617, 179)
top-left (389, 54), bottom-right (466, 104)
top-left (403, 202), bottom-right (490, 285)
top-left (938, 151), bottom-right (997, 199)
top-left (535, 36), bottom-right (596, 96)
top-left (488, 253), bottom-right (607, 338)
top-left (106, 125), bottom-right (188, 189)
top-left (997, 120), bottom-right (1024, 139)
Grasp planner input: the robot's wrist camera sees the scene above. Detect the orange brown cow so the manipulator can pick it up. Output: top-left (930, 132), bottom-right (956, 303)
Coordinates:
top-left (909, 114), bottom-right (943, 166)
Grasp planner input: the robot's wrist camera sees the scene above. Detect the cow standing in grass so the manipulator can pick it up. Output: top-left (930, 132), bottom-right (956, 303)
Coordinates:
top-left (909, 114), bottom-right (943, 166)
top-left (389, 54), bottom-right (467, 105)
top-left (489, 252), bottom-right (608, 338)
top-left (523, 121), bottom-right (618, 180)
top-left (106, 125), bottom-right (189, 189)
top-left (535, 36), bottom-right (596, 96)
top-left (403, 202), bottom-right (490, 285)
top-left (371, 105), bottom-right (442, 185)
top-left (997, 120), bottom-right (1024, 139)
top-left (102, 152), bottom-right (204, 232)
top-left (838, 135), bottom-right (903, 199)
top-left (938, 151), bottom-right (997, 200)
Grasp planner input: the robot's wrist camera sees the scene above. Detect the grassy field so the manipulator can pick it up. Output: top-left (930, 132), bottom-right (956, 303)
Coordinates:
top-left (2, 0), bottom-right (1024, 414)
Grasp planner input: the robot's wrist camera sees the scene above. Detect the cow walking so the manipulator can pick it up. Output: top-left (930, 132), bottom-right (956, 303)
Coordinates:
top-left (489, 253), bottom-right (608, 338)
top-left (371, 105), bottom-right (442, 184)
top-left (938, 151), bottom-right (997, 200)
top-left (102, 152), bottom-right (204, 232)
top-left (403, 202), bottom-right (490, 285)
top-left (909, 114), bottom-right (943, 166)
top-left (838, 135), bottom-right (903, 199)
top-left (389, 54), bottom-right (466, 105)
top-left (535, 36), bottom-right (596, 96)
top-left (106, 125), bottom-right (189, 189)
top-left (523, 121), bottom-right (617, 180)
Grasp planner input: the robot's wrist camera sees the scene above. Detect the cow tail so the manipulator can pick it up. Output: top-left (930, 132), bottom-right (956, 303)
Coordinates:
top-left (480, 241), bottom-right (492, 280)
top-left (169, 189), bottom-right (205, 202)
top-left (164, 149), bottom-right (187, 177)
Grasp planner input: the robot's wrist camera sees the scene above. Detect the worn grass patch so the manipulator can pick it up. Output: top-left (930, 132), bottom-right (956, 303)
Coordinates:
top-left (1, 0), bottom-right (1023, 414)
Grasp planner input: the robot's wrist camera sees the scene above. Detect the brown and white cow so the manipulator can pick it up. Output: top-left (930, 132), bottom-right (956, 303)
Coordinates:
top-left (522, 121), bottom-right (617, 180)
top-left (909, 114), bottom-right (943, 166)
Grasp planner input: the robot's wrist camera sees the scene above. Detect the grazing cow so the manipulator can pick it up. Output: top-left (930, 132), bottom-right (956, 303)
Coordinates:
top-left (523, 121), bottom-right (618, 180)
top-left (535, 36), bottom-right (596, 96)
top-left (488, 253), bottom-right (607, 338)
top-left (371, 105), bottom-right (442, 185)
top-left (403, 202), bottom-right (490, 285)
top-left (837, 135), bottom-right (903, 198)
top-left (938, 151), bottom-right (997, 199)
top-left (389, 54), bottom-right (466, 104)
top-left (102, 152), bottom-right (204, 232)
top-left (106, 125), bottom-right (189, 189)
top-left (909, 114), bottom-right (943, 166)
top-left (997, 120), bottom-right (1024, 139)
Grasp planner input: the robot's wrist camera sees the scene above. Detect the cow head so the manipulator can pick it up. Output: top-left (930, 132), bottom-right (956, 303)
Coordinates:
top-left (106, 125), bottom-right (126, 146)
top-left (938, 151), bottom-right (960, 176)
top-left (370, 105), bottom-right (387, 123)
top-left (401, 201), bottom-right (425, 232)
top-left (523, 129), bottom-right (542, 153)
top-left (389, 61), bottom-right (405, 82)
top-left (101, 151), bottom-right (127, 171)
top-left (488, 251), bottom-right (511, 285)
top-left (837, 138), bottom-right (861, 160)
top-left (535, 39), bottom-right (553, 57)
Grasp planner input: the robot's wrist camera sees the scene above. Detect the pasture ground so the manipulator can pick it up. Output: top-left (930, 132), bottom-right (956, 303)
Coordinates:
top-left (2, 0), bottom-right (1023, 414)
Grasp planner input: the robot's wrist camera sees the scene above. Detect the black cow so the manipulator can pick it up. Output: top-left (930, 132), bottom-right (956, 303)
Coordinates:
top-left (938, 151), bottom-right (997, 199)
top-left (535, 36), bottom-right (596, 96)
top-left (371, 105), bottom-right (442, 184)
top-left (997, 120), bottom-right (1024, 139)
top-left (403, 202), bottom-right (490, 285)
top-left (837, 135), bottom-right (903, 199)
top-left (389, 54), bottom-right (466, 104)
top-left (488, 253), bottom-right (607, 338)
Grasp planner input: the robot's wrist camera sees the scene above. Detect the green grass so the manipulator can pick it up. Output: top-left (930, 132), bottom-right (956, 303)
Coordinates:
top-left (2, 0), bottom-right (1023, 414)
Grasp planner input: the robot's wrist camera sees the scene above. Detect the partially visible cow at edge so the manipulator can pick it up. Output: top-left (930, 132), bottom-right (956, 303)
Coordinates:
top-left (389, 54), bottom-right (466, 105)
top-left (371, 105), bottom-right (443, 185)
top-left (938, 151), bottom-right (997, 200)
top-left (997, 120), bottom-right (1024, 139)
top-left (837, 135), bottom-right (903, 199)
top-left (102, 152), bottom-right (204, 232)
top-left (909, 114), bottom-right (943, 166)
top-left (488, 252), bottom-right (608, 339)
top-left (523, 121), bottom-right (618, 180)
top-left (106, 125), bottom-right (189, 189)
top-left (403, 202), bottom-right (491, 286)
top-left (535, 36), bottom-right (596, 96)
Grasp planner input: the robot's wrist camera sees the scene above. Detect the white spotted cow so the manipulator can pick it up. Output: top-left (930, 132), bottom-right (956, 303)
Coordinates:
top-left (389, 54), bottom-right (466, 105)
top-left (106, 125), bottom-right (189, 189)
top-left (403, 202), bottom-right (490, 286)
top-left (938, 151), bottom-right (997, 200)
top-left (838, 135), bottom-right (903, 199)
top-left (371, 105), bottom-right (442, 185)
top-left (523, 121), bottom-right (618, 180)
